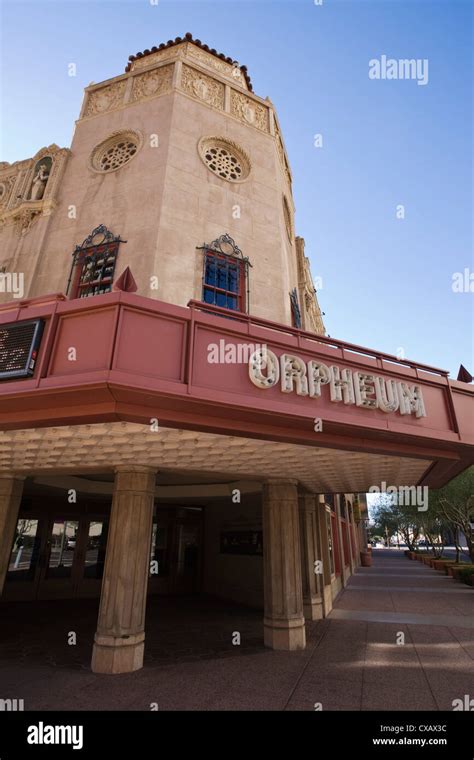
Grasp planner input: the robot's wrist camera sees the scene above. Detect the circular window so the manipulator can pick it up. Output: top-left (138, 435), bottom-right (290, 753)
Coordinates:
top-left (198, 137), bottom-right (250, 183)
top-left (90, 130), bottom-right (143, 173)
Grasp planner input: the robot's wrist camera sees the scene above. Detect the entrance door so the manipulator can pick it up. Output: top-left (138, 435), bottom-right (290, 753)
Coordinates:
top-left (37, 518), bottom-right (81, 598)
top-left (173, 520), bottom-right (202, 594)
top-left (4, 517), bottom-right (45, 600)
top-left (3, 515), bottom-right (109, 601)
top-left (74, 517), bottom-right (109, 597)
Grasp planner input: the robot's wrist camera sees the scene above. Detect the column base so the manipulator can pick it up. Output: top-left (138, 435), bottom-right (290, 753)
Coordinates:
top-left (263, 617), bottom-right (306, 650)
top-left (91, 632), bottom-right (145, 674)
top-left (303, 597), bottom-right (324, 621)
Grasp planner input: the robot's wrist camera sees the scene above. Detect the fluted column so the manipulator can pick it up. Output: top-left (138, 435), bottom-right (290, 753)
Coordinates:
top-left (91, 466), bottom-right (156, 674)
top-left (0, 476), bottom-right (24, 596)
top-left (263, 479), bottom-right (305, 650)
top-left (299, 492), bottom-right (324, 620)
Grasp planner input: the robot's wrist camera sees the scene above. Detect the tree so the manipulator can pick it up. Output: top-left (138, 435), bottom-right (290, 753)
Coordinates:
top-left (428, 468), bottom-right (474, 562)
top-left (14, 519), bottom-right (35, 548)
top-left (370, 494), bottom-right (421, 551)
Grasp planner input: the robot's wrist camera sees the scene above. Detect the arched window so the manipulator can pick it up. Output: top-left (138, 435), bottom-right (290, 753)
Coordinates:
top-left (66, 225), bottom-right (125, 299)
top-left (198, 234), bottom-right (250, 313)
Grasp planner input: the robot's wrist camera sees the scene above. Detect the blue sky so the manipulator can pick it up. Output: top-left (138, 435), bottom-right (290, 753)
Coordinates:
top-left (1, 0), bottom-right (472, 378)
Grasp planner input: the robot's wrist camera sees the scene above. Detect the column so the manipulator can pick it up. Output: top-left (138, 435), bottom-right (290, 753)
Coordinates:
top-left (335, 495), bottom-right (349, 587)
top-left (91, 466), bottom-right (156, 674)
top-left (263, 479), bottom-right (305, 650)
top-left (0, 476), bottom-right (24, 596)
top-left (316, 496), bottom-right (333, 615)
top-left (299, 491), bottom-right (324, 620)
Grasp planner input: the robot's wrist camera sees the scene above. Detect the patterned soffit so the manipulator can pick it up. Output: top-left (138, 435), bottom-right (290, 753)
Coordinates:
top-left (0, 423), bottom-right (431, 493)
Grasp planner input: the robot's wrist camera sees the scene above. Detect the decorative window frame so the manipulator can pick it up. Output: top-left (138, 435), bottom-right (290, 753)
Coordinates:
top-left (197, 136), bottom-right (251, 184)
top-left (66, 224), bottom-right (126, 299)
top-left (197, 233), bottom-right (252, 313)
top-left (88, 130), bottom-right (143, 174)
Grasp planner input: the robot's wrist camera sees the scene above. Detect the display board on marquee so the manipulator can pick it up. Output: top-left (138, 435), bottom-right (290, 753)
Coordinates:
top-left (0, 319), bottom-right (45, 380)
top-left (248, 348), bottom-right (427, 418)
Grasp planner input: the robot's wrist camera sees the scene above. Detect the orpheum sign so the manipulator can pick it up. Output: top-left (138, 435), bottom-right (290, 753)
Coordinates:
top-left (248, 348), bottom-right (427, 418)
top-left (0, 319), bottom-right (44, 380)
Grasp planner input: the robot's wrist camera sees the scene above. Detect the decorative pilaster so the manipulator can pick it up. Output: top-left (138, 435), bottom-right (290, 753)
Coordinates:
top-left (298, 492), bottom-right (324, 620)
top-left (0, 476), bottom-right (24, 596)
top-left (316, 497), bottom-right (333, 615)
top-left (263, 479), bottom-right (305, 650)
top-left (91, 466), bottom-right (156, 674)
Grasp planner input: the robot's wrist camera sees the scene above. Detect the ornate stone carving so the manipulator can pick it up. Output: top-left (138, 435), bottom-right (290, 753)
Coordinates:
top-left (295, 237), bottom-right (325, 336)
top-left (274, 124), bottom-right (292, 187)
top-left (231, 91), bottom-right (269, 133)
top-left (198, 137), bottom-right (251, 183)
top-left (130, 48), bottom-right (179, 71)
top-left (0, 144), bottom-right (69, 235)
top-left (187, 46), bottom-right (247, 88)
top-left (181, 65), bottom-right (224, 110)
top-left (30, 161), bottom-right (50, 201)
top-left (0, 175), bottom-right (16, 207)
top-left (130, 65), bottom-right (173, 102)
top-left (84, 81), bottom-right (126, 117)
top-left (12, 207), bottom-right (42, 235)
top-left (89, 130), bottom-right (143, 174)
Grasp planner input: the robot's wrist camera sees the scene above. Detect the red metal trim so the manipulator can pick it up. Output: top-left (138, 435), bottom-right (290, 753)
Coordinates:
top-left (187, 300), bottom-right (449, 377)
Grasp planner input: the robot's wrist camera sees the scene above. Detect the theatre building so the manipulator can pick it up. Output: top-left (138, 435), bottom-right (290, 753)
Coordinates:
top-left (0, 35), bottom-right (472, 674)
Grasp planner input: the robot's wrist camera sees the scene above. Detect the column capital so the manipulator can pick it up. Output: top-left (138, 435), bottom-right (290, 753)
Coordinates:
top-left (298, 491), bottom-right (317, 509)
top-left (264, 478), bottom-right (299, 486)
top-left (114, 465), bottom-right (157, 475)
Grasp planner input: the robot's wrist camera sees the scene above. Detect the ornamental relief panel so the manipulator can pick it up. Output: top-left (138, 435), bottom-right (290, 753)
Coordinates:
top-left (131, 48), bottom-right (178, 71)
top-left (274, 125), bottom-right (292, 187)
top-left (130, 65), bottom-right (173, 102)
top-left (230, 91), bottom-right (269, 133)
top-left (84, 80), bottom-right (126, 117)
top-left (0, 144), bottom-right (70, 235)
top-left (181, 65), bottom-right (225, 110)
top-left (187, 46), bottom-right (247, 88)
top-left (0, 174), bottom-right (16, 207)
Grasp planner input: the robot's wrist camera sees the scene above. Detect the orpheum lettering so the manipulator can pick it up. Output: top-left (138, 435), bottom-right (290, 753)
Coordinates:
top-left (248, 349), bottom-right (427, 418)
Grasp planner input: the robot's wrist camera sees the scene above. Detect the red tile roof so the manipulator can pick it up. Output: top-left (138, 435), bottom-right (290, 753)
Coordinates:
top-left (125, 32), bottom-right (253, 91)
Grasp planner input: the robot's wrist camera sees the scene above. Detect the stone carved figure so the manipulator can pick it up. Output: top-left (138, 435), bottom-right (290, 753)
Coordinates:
top-left (192, 77), bottom-right (209, 101)
top-left (30, 162), bottom-right (50, 201)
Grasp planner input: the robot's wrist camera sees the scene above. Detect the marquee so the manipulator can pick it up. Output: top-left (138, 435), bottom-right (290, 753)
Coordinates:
top-left (248, 349), bottom-right (427, 418)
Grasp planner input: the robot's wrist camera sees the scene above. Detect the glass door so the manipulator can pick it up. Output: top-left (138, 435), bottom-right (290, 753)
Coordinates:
top-left (4, 518), bottom-right (45, 600)
top-left (37, 519), bottom-right (81, 598)
top-left (3, 514), bottom-right (110, 601)
top-left (173, 521), bottom-right (202, 594)
top-left (75, 518), bottom-right (109, 597)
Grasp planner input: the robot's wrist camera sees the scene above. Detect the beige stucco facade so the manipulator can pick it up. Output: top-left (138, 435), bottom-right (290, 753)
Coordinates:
top-left (0, 37), bottom-right (324, 333)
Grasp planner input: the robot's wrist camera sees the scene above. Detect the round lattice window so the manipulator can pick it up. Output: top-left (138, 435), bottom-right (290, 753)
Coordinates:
top-left (198, 137), bottom-right (250, 183)
top-left (89, 130), bottom-right (143, 173)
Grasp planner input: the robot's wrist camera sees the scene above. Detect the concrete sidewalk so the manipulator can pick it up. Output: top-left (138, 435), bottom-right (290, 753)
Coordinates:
top-left (0, 549), bottom-right (472, 710)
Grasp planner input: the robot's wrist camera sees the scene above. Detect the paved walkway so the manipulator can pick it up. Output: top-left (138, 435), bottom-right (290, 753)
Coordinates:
top-left (0, 549), bottom-right (472, 710)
